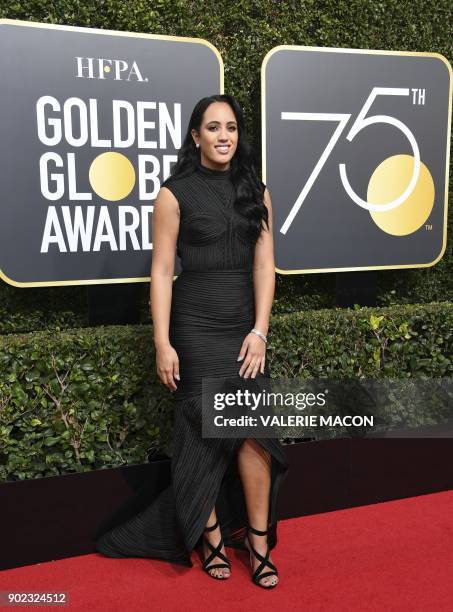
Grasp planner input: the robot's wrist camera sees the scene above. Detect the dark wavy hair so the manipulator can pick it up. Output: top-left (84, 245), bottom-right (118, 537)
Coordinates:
top-left (162, 94), bottom-right (268, 239)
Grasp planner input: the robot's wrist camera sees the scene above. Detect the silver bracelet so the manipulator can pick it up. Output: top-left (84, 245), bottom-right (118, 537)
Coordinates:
top-left (251, 328), bottom-right (267, 344)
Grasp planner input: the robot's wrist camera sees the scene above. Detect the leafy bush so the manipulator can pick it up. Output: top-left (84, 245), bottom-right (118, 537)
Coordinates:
top-left (1, 301), bottom-right (450, 481)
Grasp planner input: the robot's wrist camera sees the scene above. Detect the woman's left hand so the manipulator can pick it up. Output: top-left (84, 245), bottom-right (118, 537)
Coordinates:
top-left (237, 332), bottom-right (266, 378)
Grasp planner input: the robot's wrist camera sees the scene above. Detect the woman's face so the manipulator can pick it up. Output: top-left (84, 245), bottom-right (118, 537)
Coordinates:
top-left (192, 101), bottom-right (238, 169)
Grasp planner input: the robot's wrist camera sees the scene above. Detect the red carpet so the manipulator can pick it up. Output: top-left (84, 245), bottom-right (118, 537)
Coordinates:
top-left (2, 490), bottom-right (453, 611)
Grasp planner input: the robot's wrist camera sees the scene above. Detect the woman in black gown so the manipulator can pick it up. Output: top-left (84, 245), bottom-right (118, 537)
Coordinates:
top-left (96, 94), bottom-right (289, 589)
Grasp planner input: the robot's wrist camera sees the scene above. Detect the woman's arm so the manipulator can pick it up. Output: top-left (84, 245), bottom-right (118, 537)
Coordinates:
top-left (237, 187), bottom-right (275, 378)
top-left (150, 185), bottom-right (180, 391)
top-left (252, 187), bottom-right (275, 337)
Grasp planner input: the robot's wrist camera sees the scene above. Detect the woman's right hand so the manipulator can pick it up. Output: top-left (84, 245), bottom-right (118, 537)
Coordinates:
top-left (155, 342), bottom-right (180, 391)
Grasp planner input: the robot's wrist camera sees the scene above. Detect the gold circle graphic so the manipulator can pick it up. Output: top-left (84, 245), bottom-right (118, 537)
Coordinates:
top-left (367, 154), bottom-right (435, 236)
top-left (89, 152), bottom-right (136, 201)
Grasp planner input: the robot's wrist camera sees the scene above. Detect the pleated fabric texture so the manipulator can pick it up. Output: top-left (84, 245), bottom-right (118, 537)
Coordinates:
top-left (95, 161), bottom-right (290, 567)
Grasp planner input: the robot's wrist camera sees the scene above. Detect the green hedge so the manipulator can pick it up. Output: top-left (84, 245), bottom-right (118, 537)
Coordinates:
top-left (1, 301), bottom-right (451, 481)
top-left (0, 0), bottom-right (451, 331)
top-left (0, 324), bottom-right (172, 481)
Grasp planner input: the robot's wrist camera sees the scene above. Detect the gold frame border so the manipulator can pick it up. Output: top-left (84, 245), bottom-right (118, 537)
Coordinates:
top-left (0, 18), bottom-right (224, 288)
top-left (261, 44), bottom-right (453, 275)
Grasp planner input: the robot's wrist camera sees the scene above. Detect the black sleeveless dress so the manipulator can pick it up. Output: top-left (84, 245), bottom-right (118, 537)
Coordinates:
top-left (95, 160), bottom-right (290, 567)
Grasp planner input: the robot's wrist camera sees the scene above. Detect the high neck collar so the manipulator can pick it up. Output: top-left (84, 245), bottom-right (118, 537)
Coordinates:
top-left (196, 160), bottom-right (232, 180)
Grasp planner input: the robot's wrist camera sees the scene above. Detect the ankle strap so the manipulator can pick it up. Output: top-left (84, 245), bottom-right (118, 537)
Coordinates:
top-left (204, 519), bottom-right (219, 532)
top-left (247, 524), bottom-right (269, 536)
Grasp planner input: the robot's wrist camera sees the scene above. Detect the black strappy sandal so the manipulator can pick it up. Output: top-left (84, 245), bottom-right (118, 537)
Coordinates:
top-left (245, 524), bottom-right (279, 589)
top-left (201, 519), bottom-right (231, 579)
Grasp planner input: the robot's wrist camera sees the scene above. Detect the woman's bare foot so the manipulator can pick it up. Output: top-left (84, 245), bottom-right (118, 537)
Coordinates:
top-left (245, 532), bottom-right (279, 587)
top-left (203, 523), bottom-right (231, 579)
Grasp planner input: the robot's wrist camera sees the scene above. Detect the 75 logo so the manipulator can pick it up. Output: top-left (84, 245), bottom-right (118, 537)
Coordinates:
top-left (280, 87), bottom-right (433, 237)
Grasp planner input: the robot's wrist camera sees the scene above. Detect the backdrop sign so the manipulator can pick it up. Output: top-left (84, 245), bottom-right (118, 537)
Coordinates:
top-left (262, 46), bottom-right (452, 274)
top-left (0, 19), bottom-right (222, 287)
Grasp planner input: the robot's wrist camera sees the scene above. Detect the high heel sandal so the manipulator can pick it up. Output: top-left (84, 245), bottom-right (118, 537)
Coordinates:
top-left (245, 524), bottom-right (279, 589)
top-left (201, 519), bottom-right (231, 580)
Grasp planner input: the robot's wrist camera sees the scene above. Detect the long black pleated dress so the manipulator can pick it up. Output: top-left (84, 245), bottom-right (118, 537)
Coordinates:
top-left (95, 160), bottom-right (290, 567)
